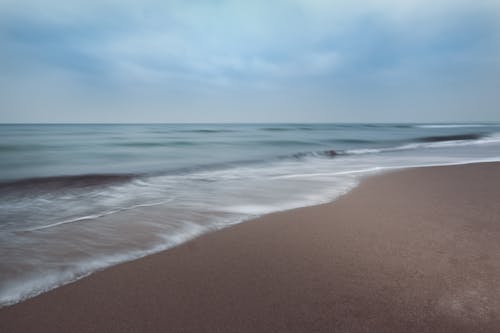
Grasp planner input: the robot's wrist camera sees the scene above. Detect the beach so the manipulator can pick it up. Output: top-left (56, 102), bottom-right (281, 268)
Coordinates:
top-left (1, 162), bottom-right (499, 332)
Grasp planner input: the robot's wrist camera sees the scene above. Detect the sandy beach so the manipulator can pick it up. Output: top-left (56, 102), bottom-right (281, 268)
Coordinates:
top-left (1, 162), bottom-right (500, 332)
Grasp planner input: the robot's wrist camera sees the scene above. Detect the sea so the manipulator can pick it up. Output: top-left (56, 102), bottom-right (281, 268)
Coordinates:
top-left (1, 123), bottom-right (500, 306)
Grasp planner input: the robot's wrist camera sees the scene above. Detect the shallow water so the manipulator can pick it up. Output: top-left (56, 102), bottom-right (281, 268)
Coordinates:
top-left (1, 123), bottom-right (500, 306)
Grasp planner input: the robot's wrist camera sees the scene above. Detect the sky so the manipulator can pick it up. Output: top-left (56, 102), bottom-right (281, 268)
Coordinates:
top-left (0, 0), bottom-right (499, 123)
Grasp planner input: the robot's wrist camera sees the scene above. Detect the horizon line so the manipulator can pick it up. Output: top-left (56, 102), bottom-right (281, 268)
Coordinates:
top-left (1, 121), bottom-right (500, 125)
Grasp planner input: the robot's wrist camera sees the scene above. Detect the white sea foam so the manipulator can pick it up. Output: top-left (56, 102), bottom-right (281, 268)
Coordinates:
top-left (2, 155), bottom-right (500, 308)
top-left (2, 124), bottom-right (500, 309)
top-left (22, 199), bottom-right (175, 232)
top-left (0, 221), bottom-right (209, 307)
top-left (346, 133), bottom-right (500, 155)
top-left (416, 124), bottom-right (496, 128)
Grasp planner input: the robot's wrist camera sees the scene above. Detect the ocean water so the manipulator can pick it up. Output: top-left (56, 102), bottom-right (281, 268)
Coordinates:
top-left (1, 123), bottom-right (500, 306)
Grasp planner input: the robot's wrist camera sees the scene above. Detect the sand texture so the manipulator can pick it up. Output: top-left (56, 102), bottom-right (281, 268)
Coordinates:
top-left (1, 162), bottom-right (500, 332)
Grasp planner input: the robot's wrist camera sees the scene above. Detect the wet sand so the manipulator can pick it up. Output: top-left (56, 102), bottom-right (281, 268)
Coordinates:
top-left (1, 162), bottom-right (500, 332)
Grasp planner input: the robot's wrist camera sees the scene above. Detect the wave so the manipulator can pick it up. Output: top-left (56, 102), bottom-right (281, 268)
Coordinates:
top-left (0, 144), bottom-right (53, 152)
top-left (22, 199), bottom-right (174, 232)
top-left (260, 127), bottom-right (291, 131)
top-left (259, 126), bottom-right (322, 131)
top-left (415, 124), bottom-right (497, 129)
top-left (346, 133), bottom-right (500, 155)
top-left (1, 221), bottom-right (210, 307)
top-left (112, 141), bottom-right (196, 147)
top-left (325, 138), bottom-right (376, 144)
top-left (0, 174), bottom-right (136, 195)
top-left (415, 133), bottom-right (484, 142)
top-left (253, 132), bottom-right (500, 160)
top-left (291, 150), bottom-right (341, 159)
top-left (176, 129), bottom-right (235, 133)
top-left (255, 140), bottom-right (320, 146)
top-left (3, 132), bottom-right (499, 196)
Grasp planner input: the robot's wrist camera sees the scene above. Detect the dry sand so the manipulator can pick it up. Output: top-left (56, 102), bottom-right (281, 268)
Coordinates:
top-left (1, 162), bottom-right (500, 332)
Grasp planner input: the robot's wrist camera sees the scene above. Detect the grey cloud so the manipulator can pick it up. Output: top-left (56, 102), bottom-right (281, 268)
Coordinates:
top-left (0, 0), bottom-right (499, 122)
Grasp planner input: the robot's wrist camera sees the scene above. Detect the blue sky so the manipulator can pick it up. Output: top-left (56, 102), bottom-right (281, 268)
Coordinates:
top-left (1, 0), bottom-right (499, 123)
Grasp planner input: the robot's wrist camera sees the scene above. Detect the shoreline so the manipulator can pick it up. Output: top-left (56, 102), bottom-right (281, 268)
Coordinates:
top-left (1, 154), bottom-right (499, 308)
top-left (3, 158), bottom-right (499, 308)
top-left (1, 162), bottom-right (500, 332)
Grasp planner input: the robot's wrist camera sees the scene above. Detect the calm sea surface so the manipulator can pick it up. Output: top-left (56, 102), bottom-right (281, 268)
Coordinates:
top-left (1, 123), bottom-right (500, 306)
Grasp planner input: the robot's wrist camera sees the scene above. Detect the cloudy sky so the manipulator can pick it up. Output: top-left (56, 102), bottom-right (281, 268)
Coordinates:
top-left (1, 0), bottom-right (499, 123)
